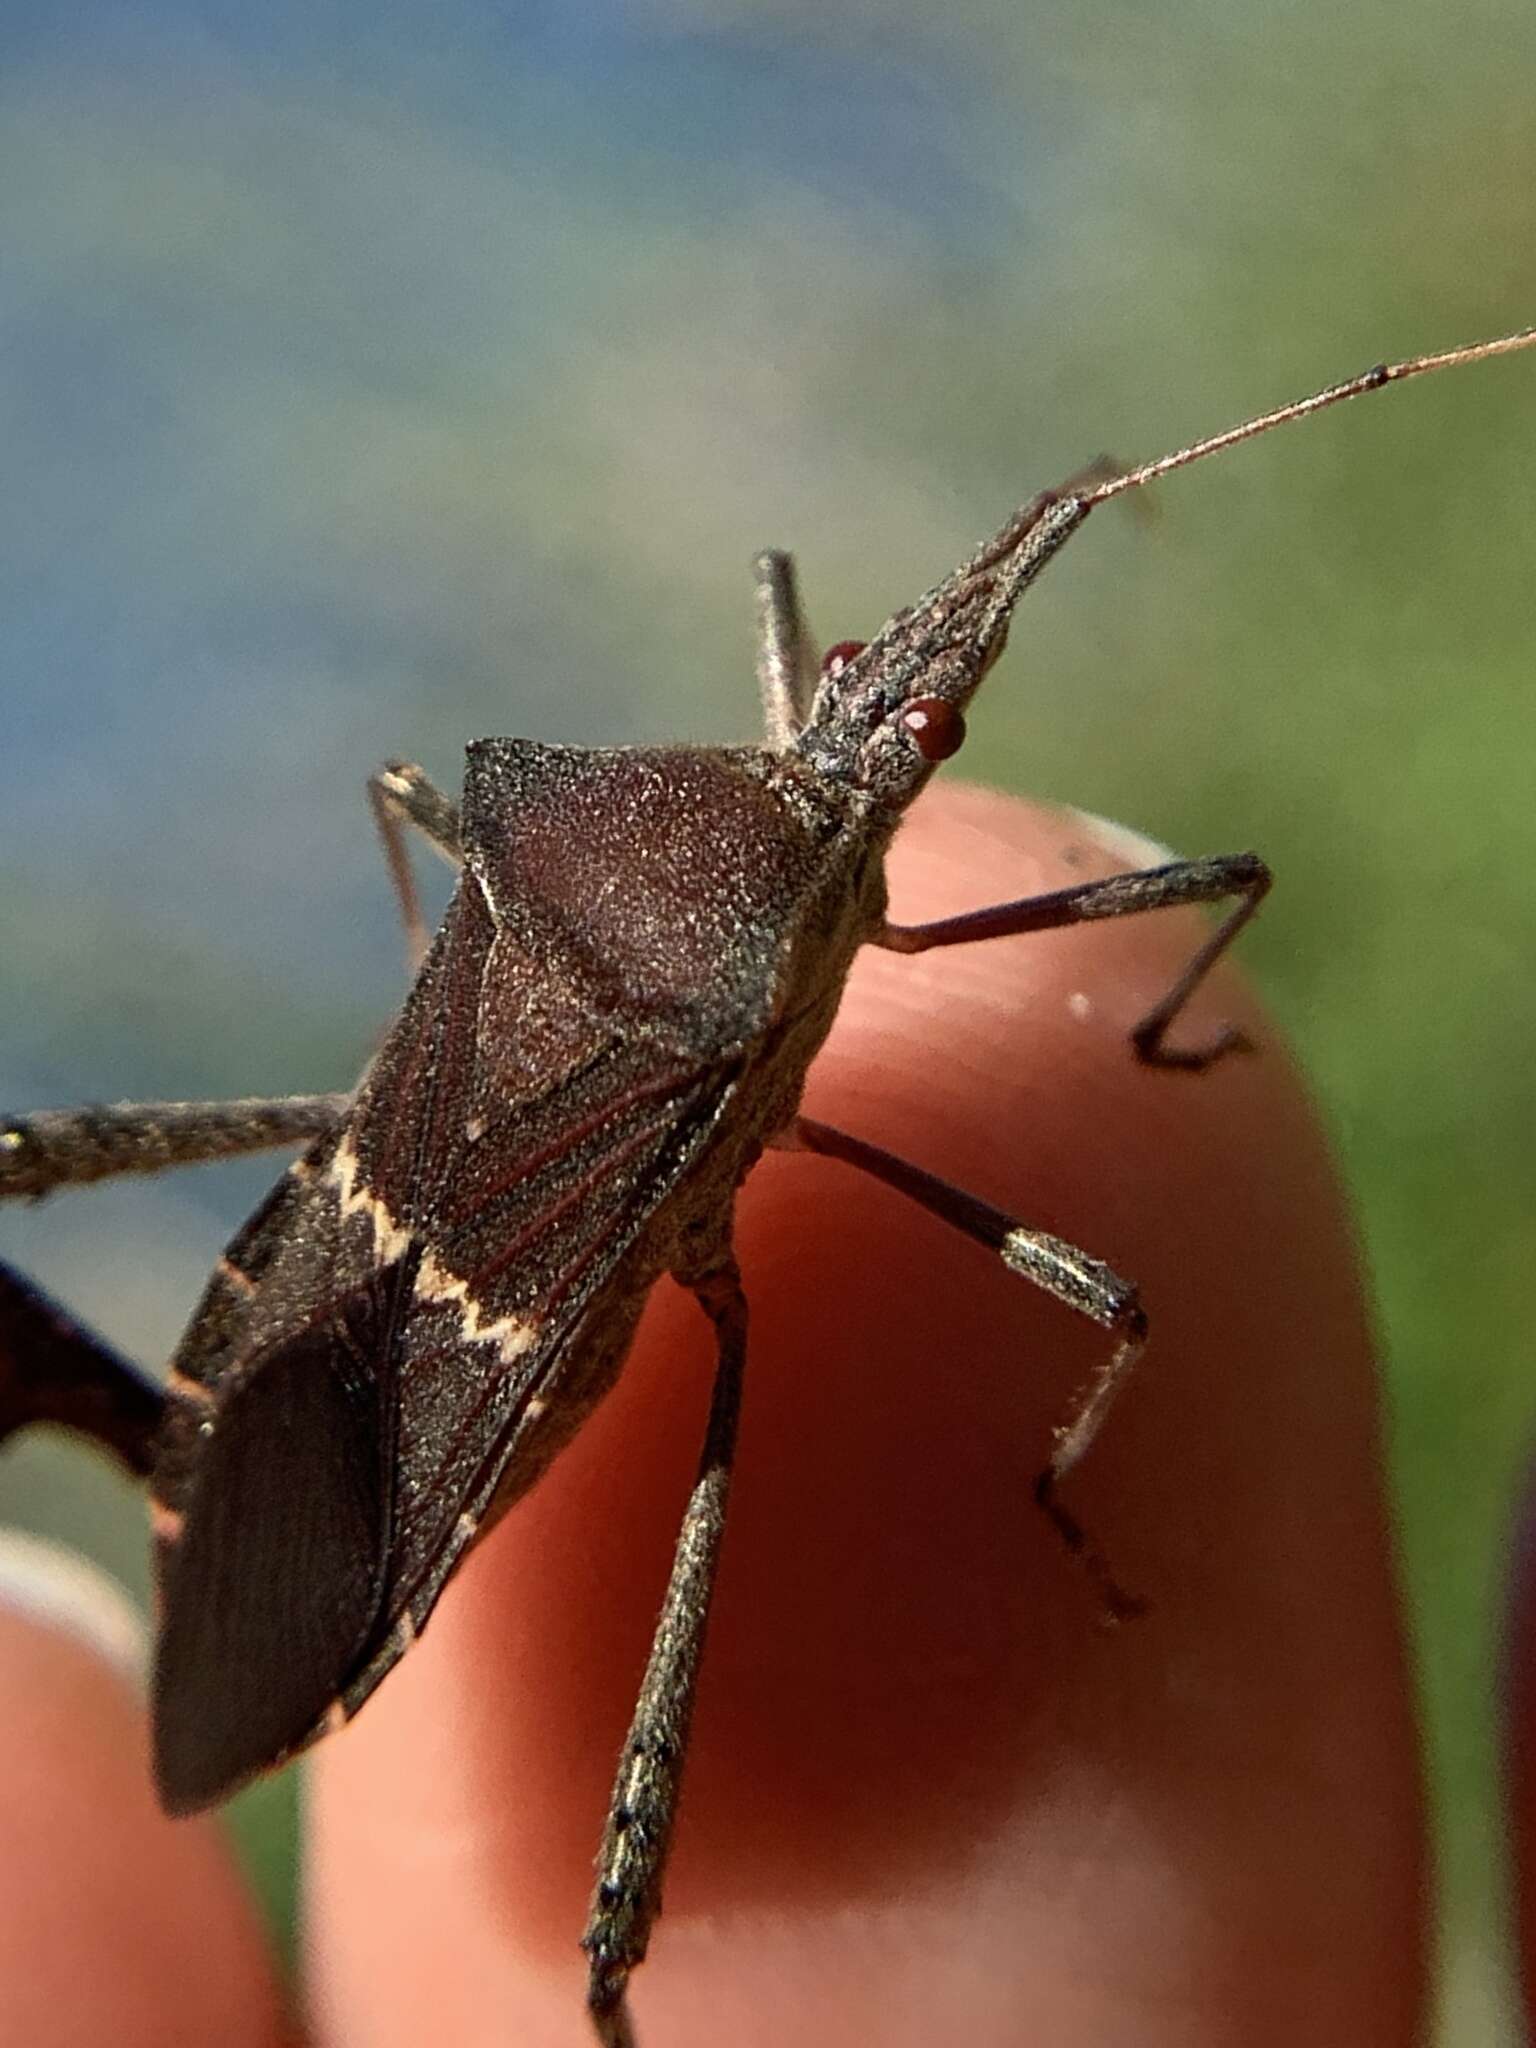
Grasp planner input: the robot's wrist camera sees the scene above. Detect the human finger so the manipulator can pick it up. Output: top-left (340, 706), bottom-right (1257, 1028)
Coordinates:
top-left (307, 782), bottom-right (1421, 2046)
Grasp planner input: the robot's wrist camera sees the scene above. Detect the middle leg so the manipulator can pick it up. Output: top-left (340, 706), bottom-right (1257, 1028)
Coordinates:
top-left (779, 1115), bottom-right (1146, 1620)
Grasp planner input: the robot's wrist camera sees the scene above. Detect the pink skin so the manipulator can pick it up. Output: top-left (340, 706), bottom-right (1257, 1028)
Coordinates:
top-left (0, 785), bottom-right (1426, 2046)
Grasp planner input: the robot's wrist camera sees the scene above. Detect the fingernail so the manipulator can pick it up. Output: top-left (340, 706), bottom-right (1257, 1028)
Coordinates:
top-left (0, 1531), bottom-right (146, 1681)
top-left (1064, 807), bottom-right (1179, 872)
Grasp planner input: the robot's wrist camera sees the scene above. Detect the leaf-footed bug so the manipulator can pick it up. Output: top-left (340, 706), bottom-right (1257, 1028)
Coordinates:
top-left (2, 322), bottom-right (1533, 2046)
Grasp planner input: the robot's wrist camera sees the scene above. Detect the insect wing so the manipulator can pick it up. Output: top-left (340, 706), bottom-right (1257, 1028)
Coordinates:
top-left (150, 856), bottom-right (739, 1809)
top-left (152, 1272), bottom-right (397, 1812)
top-left (341, 835), bottom-right (741, 1615)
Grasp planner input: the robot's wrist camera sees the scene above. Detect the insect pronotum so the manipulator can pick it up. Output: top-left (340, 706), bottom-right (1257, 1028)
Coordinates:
top-left (2, 322), bottom-right (1533, 2046)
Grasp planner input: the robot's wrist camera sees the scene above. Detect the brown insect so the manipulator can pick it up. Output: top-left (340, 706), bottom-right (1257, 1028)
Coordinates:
top-left (1, 322), bottom-right (1533, 2046)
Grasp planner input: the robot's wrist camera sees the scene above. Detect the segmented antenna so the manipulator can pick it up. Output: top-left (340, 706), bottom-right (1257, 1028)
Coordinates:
top-left (1083, 325), bottom-right (1536, 506)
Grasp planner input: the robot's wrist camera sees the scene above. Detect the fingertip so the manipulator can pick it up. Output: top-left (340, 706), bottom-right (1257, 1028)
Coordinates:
top-left (310, 779), bottom-right (1421, 2045)
top-left (0, 1546), bottom-right (285, 2047)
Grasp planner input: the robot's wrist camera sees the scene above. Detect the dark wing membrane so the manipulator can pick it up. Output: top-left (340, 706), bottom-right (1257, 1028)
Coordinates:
top-left (153, 1278), bottom-right (398, 1812)
top-left (151, 871), bottom-right (739, 1807)
top-left (149, 1118), bottom-right (409, 1810)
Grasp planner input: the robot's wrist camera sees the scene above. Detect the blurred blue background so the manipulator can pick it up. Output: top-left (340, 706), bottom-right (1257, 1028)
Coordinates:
top-left (3, 2), bottom-right (1535, 2036)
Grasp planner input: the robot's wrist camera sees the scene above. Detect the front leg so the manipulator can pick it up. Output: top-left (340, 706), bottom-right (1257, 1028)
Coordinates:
top-left (368, 759), bottom-right (463, 971)
top-left (752, 551), bottom-right (819, 750)
top-left (582, 1262), bottom-right (748, 2048)
top-left (878, 850), bottom-right (1271, 1070)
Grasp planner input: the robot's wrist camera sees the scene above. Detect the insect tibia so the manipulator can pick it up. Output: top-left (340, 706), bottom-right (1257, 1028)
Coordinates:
top-left (795, 491), bottom-right (1091, 815)
top-left (0, 1262), bottom-right (165, 1478)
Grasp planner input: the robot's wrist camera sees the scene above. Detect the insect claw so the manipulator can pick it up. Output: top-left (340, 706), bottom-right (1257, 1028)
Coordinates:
top-left (1034, 1464), bottom-right (1147, 1625)
top-left (1132, 1016), bottom-right (1256, 1071)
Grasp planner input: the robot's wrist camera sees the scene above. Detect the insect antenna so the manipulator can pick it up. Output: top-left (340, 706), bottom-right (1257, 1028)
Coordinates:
top-left (1082, 323), bottom-right (1536, 507)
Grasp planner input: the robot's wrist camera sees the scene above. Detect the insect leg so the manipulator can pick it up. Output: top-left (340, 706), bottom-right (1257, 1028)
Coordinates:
top-left (877, 849), bottom-right (1271, 1071)
top-left (367, 759), bottom-right (464, 970)
top-left (0, 1094), bottom-right (348, 1202)
top-left (752, 549), bottom-right (819, 749)
top-left (782, 1116), bottom-right (1144, 1620)
top-left (0, 1262), bottom-right (164, 1475)
top-left (583, 1262), bottom-right (748, 2048)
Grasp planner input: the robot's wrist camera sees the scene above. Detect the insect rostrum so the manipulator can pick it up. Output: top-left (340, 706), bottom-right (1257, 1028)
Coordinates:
top-left (1, 321), bottom-right (1533, 2048)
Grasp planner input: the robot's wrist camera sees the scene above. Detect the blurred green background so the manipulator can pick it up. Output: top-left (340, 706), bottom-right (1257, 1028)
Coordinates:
top-left (2, 2), bottom-right (1535, 2037)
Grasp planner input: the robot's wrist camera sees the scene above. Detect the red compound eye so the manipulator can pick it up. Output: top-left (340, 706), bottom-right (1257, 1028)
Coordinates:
top-left (820, 639), bottom-right (867, 678)
top-left (900, 697), bottom-right (966, 762)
